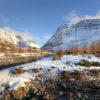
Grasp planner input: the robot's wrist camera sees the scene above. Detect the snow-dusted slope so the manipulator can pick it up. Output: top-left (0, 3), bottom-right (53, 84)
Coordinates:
top-left (0, 54), bottom-right (100, 90)
top-left (0, 28), bottom-right (19, 44)
top-left (43, 18), bottom-right (100, 50)
top-left (0, 28), bottom-right (40, 48)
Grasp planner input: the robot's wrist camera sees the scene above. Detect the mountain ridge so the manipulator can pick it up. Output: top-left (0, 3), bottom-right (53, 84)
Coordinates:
top-left (42, 18), bottom-right (100, 51)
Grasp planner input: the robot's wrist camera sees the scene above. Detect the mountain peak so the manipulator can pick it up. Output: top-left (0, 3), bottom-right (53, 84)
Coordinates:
top-left (0, 28), bottom-right (40, 48)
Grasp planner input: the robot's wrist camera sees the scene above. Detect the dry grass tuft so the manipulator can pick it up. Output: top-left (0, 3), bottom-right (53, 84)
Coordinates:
top-left (12, 68), bottom-right (27, 75)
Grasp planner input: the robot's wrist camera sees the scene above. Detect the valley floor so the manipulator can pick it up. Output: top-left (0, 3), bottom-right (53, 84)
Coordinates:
top-left (0, 54), bottom-right (100, 100)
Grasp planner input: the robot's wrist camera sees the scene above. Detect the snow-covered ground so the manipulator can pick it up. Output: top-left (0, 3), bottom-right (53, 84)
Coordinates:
top-left (0, 54), bottom-right (100, 92)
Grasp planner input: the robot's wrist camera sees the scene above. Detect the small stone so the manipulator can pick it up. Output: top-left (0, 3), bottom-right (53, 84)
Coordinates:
top-left (84, 94), bottom-right (89, 99)
top-left (43, 94), bottom-right (50, 100)
top-left (34, 88), bottom-right (38, 94)
top-left (82, 98), bottom-right (86, 100)
top-left (49, 95), bottom-right (55, 100)
top-left (76, 93), bottom-right (81, 98)
top-left (59, 91), bottom-right (64, 96)
top-left (67, 92), bottom-right (73, 100)
top-left (31, 97), bottom-right (36, 100)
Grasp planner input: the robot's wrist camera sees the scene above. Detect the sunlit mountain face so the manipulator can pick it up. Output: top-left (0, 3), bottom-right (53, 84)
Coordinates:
top-left (0, 28), bottom-right (40, 48)
top-left (43, 18), bottom-right (100, 51)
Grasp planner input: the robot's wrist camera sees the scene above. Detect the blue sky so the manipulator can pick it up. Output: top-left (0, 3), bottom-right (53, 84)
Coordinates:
top-left (0, 0), bottom-right (100, 46)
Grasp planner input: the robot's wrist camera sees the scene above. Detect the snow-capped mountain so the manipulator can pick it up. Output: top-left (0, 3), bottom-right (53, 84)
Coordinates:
top-left (42, 18), bottom-right (100, 51)
top-left (0, 28), bottom-right (40, 48)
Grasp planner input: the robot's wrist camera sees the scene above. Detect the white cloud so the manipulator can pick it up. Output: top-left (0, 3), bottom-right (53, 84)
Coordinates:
top-left (63, 11), bottom-right (100, 25)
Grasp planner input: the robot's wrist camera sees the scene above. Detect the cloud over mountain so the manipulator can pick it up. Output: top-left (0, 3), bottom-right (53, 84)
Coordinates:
top-left (63, 11), bottom-right (100, 25)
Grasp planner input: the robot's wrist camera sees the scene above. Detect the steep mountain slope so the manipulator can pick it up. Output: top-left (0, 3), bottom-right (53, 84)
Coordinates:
top-left (42, 18), bottom-right (100, 51)
top-left (0, 28), bottom-right (40, 48)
